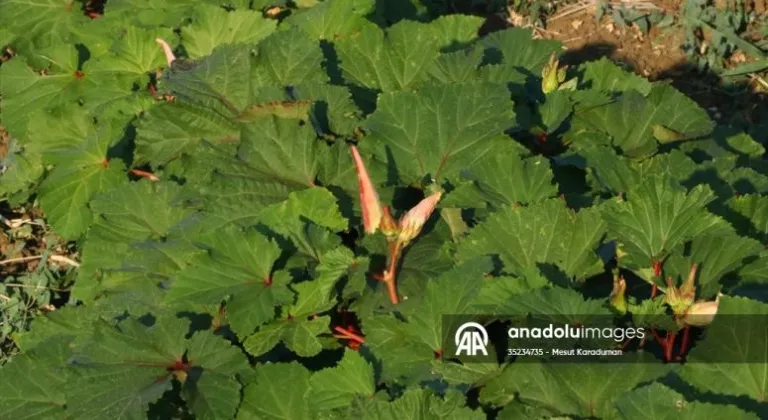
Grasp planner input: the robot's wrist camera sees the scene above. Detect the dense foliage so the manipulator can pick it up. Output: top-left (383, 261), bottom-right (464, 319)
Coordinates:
top-left (0, 0), bottom-right (766, 419)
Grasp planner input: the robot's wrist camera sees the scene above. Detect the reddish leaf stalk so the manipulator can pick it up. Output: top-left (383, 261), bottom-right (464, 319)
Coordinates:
top-left (333, 326), bottom-right (365, 344)
top-left (678, 326), bottom-right (691, 360)
top-left (130, 169), bottom-right (159, 181)
top-left (652, 259), bottom-right (662, 277)
top-left (664, 331), bottom-right (677, 362)
top-left (650, 283), bottom-right (657, 299)
top-left (381, 242), bottom-right (402, 304)
top-left (649, 328), bottom-right (679, 362)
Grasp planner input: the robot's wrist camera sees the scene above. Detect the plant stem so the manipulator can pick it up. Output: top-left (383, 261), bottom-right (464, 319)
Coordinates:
top-left (678, 326), bottom-right (691, 360)
top-left (382, 241), bottom-right (402, 304)
top-left (333, 326), bottom-right (365, 344)
top-left (664, 331), bottom-right (677, 362)
top-left (0, 254), bottom-right (79, 268)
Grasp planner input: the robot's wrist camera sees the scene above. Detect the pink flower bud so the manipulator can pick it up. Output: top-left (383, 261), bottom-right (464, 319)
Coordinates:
top-left (350, 145), bottom-right (382, 235)
top-left (397, 192), bottom-right (442, 245)
top-left (680, 294), bottom-right (721, 327)
top-left (156, 38), bottom-right (176, 67)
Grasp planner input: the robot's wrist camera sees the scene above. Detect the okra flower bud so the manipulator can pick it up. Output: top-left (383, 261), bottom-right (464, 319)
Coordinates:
top-left (155, 38), bottom-right (176, 67)
top-left (679, 293), bottom-right (722, 327)
top-left (397, 192), bottom-right (442, 245)
top-left (610, 274), bottom-right (627, 315)
top-left (350, 145), bottom-right (382, 235)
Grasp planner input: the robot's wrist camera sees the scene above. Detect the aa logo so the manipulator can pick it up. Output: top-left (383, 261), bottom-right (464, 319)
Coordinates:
top-left (454, 322), bottom-right (489, 356)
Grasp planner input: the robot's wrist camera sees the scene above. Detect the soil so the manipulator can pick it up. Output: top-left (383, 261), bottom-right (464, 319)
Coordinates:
top-left (544, 1), bottom-right (687, 80)
top-left (531, 0), bottom-right (767, 124)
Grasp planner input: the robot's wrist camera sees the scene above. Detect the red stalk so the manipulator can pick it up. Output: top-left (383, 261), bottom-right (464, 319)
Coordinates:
top-left (664, 331), bottom-right (677, 362)
top-left (333, 326), bottom-right (365, 344)
top-left (678, 326), bottom-right (691, 360)
top-left (382, 242), bottom-right (402, 304)
top-left (130, 169), bottom-right (160, 181)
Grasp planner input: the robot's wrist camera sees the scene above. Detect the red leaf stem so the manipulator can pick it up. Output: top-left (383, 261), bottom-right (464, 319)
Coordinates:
top-left (664, 331), bottom-right (677, 362)
top-left (129, 169), bottom-right (159, 181)
top-left (333, 326), bottom-right (365, 344)
top-left (678, 326), bottom-right (691, 361)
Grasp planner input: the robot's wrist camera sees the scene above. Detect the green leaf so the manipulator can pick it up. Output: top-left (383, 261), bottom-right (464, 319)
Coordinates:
top-left (446, 148), bottom-right (558, 209)
top-left (726, 194), bottom-right (768, 243)
top-left (88, 181), bottom-right (196, 243)
top-left (499, 286), bottom-right (612, 322)
top-left (602, 175), bottom-right (733, 268)
top-left (163, 43), bottom-right (253, 116)
top-left (0, 52), bottom-right (88, 137)
top-left (259, 187), bottom-right (348, 236)
top-left (539, 90), bottom-right (573, 133)
top-left (251, 27), bottom-right (327, 90)
top-left (88, 26), bottom-right (176, 84)
top-left (459, 199), bottom-right (606, 280)
top-left (740, 250), bottom-right (768, 286)
top-left (479, 28), bottom-right (562, 75)
top-left (615, 382), bottom-right (760, 419)
top-left (38, 122), bottom-right (128, 239)
top-left (106, 0), bottom-right (199, 27)
top-left (350, 388), bottom-right (485, 420)
top-left (666, 235), bottom-right (763, 297)
top-left (238, 363), bottom-right (311, 420)
top-left (427, 48), bottom-right (484, 84)
top-left (309, 349), bottom-right (376, 411)
top-left (680, 296), bottom-right (768, 403)
top-left (480, 357), bottom-right (668, 418)
top-left (166, 225), bottom-right (292, 338)
top-left (428, 15), bottom-right (485, 47)
top-left (134, 101), bottom-right (240, 166)
top-left (288, 247), bottom-right (355, 317)
top-left (0, 0), bottom-right (89, 50)
top-left (182, 5), bottom-right (277, 59)
top-left (25, 108), bottom-right (96, 156)
top-left (291, 83), bottom-right (363, 136)
top-left (336, 20), bottom-right (441, 91)
top-left (722, 131), bottom-right (766, 157)
top-left (0, 336), bottom-right (70, 419)
top-left (0, 138), bottom-right (44, 199)
top-left (579, 57), bottom-right (653, 95)
top-left (238, 117), bottom-right (319, 188)
top-left (573, 84), bottom-right (714, 157)
top-left (182, 332), bottom-right (250, 420)
top-left (38, 162), bottom-right (126, 240)
top-left (72, 236), bottom-right (199, 305)
top-left (286, 0), bottom-right (375, 40)
top-left (363, 83), bottom-right (514, 183)
top-left (243, 315), bottom-right (330, 358)
top-left (363, 259), bottom-right (492, 383)
top-left (65, 317), bottom-right (189, 419)
top-left (407, 257), bottom-right (493, 349)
